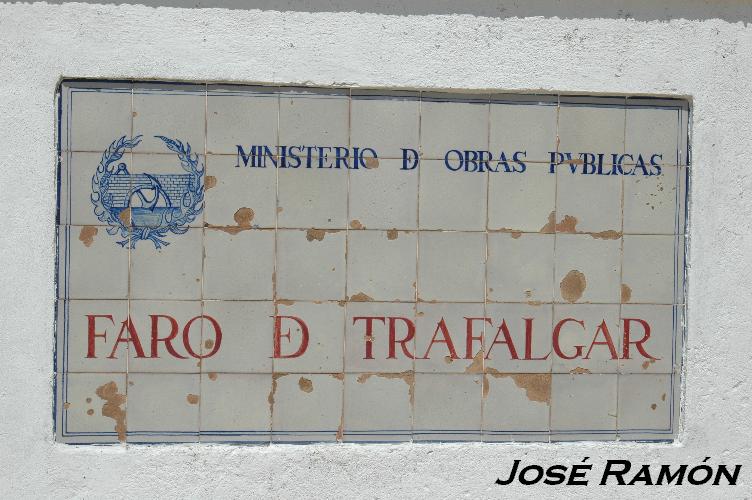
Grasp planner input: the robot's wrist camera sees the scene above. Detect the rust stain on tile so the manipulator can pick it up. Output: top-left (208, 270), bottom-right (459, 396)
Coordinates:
top-left (336, 420), bottom-right (344, 441)
top-left (486, 369), bottom-right (551, 405)
top-left (364, 157), bottom-right (379, 169)
top-left (205, 175), bottom-right (217, 190)
top-left (86, 409), bottom-right (94, 416)
top-left (540, 212), bottom-right (578, 234)
top-left (510, 231), bottom-right (522, 239)
top-left (305, 228), bottom-right (340, 241)
top-left (78, 226), bottom-right (98, 247)
top-left (298, 376), bottom-right (313, 393)
top-left (277, 299), bottom-right (296, 306)
top-left (569, 367), bottom-right (592, 374)
top-left (356, 371), bottom-right (414, 404)
top-left (386, 229), bottom-right (399, 240)
top-left (234, 207), bottom-right (254, 227)
top-left (186, 394), bottom-right (200, 405)
top-left (349, 219), bottom-right (365, 230)
top-left (560, 158), bottom-right (584, 165)
top-left (331, 373), bottom-right (344, 381)
top-left (482, 375), bottom-right (490, 398)
top-left (464, 350), bottom-right (484, 374)
top-left (591, 230), bottom-right (622, 240)
top-left (268, 373), bottom-right (287, 408)
top-left (444, 355), bottom-right (453, 364)
top-left (208, 372), bottom-right (217, 381)
top-left (651, 403), bottom-right (657, 410)
top-left (118, 207), bottom-right (131, 227)
top-left (621, 284), bottom-right (632, 303)
top-left (349, 292), bottom-right (373, 302)
top-left (95, 381), bottom-right (126, 442)
top-left (86, 397), bottom-right (92, 403)
top-left (337, 300), bottom-right (346, 307)
top-left (277, 206), bottom-right (284, 213)
top-left (642, 358), bottom-right (656, 370)
top-left (560, 269), bottom-right (586, 303)
top-left (63, 402), bottom-right (71, 409)
top-left (204, 339), bottom-right (214, 350)
top-left (662, 393), bottom-right (666, 401)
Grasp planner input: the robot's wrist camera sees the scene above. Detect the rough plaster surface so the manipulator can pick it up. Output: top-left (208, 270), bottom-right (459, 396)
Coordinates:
top-left (0, 1), bottom-right (751, 497)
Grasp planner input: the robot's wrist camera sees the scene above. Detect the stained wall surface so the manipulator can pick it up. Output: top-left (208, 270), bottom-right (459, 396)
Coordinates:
top-left (1, 1), bottom-right (752, 497)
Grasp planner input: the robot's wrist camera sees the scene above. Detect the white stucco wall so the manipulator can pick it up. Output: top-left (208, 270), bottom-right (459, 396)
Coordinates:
top-left (1, 1), bottom-right (751, 497)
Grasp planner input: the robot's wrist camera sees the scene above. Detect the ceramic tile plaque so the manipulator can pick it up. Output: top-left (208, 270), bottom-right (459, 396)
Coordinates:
top-left (55, 81), bottom-right (688, 444)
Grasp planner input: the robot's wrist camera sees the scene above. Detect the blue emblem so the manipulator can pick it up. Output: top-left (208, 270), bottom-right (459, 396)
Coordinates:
top-left (91, 135), bottom-right (204, 248)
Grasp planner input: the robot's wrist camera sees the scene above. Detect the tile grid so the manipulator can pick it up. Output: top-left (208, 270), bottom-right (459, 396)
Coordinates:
top-left (546, 96), bottom-right (561, 443)
top-left (615, 100), bottom-right (627, 440)
top-left (341, 88), bottom-right (351, 442)
top-left (270, 87), bottom-right (280, 442)
top-left (411, 91), bottom-right (423, 440)
top-left (57, 83), bottom-right (687, 443)
top-left (480, 96), bottom-right (491, 441)
top-left (198, 83), bottom-right (208, 442)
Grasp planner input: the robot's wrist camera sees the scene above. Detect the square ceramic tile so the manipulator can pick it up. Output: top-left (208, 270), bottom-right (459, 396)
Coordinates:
top-left (483, 373), bottom-right (551, 442)
top-left (556, 167), bottom-right (622, 234)
top-left (343, 373), bottom-right (412, 442)
top-left (207, 85), bottom-right (279, 155)
top-left (487, 232), bottom-right (555, 303)
top-left (484, 303), bottom-right (553, 374)
top-left (414, 302), bottom-right (485, 373)
top-left (128, 153), bottom-right (205, 228)
top-left (132, 83), bottom-right (206, 154)
top-left (271, 373), bottom-right (343, 442)
top-left (56, 372), bottom-right (127, 444)
top-left (622, 235), bottom-right (684, 304)
top-left (489, 96), bottom-right (558, 163)
top-left (348, 158), bottom-right (419, 230)
top-left (59, 152), bottom-right (132, 226)
top-left (347, 230), bottom-right (417, 302)
top-left (619, 304), bottom-right (682, 374)
top-left (63, 83), bottom-right (132, 153)
top-left (350, 90), bottom-right (420, 159)
top-left (617, 374), bottom-right (673, 438)
top-left (417, 231), bottom-right (485, 302)
top-left (625, 100), bottom-right (689, 166)
top-left (130, 227), bottom-right (203, 300)
top-left (623, 166), bottom-right (686, 235)
top-left (204, 153), bottom-right (277, 229)
top-left (275, 301), bottom-right (344, 373)
top-left (126, 373), bottom-right (200, 443)
top-left (550, 373), bottom-right (617, 440)
top-left (201, 301), bottom-right (274, 373)
top-left (276, 229), bottom-right (346, 301)
top-left (57, 82), bottom-right (690, 444)
top-left (203, 228), bottom-right (275, 300)
top-left (554, 234), bottom-right (621, 304)
top-left (420, 93), bottom-right (489, 159)
top-left (487, 164), bottom-right (556, 232)
top-left (127, 300), bottom-right (203, 373)
top-left (552, 304), bottom-right (621, 374)
top-left (413, 373), bottom-right (482, 441)
top-left (278, 87), bottom-right (348, 148)
top-left (557, 98), bottom-right (626, 157)
top-left (345, 301), bottom-right (415, 373)
top-left (200, 373), bottom-right (271, 442)
top-left (57, 299), bottom-right (128, 373)
top-left (57, 225), bottom-right (129, 300)
top-left (418, 159), bottom-right (487, 231)
top-left (277, 166), bottom-right (348, 229)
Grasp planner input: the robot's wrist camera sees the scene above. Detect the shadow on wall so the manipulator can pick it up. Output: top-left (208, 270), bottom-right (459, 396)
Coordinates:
top-left (40, 0), bottom-right (752, 24)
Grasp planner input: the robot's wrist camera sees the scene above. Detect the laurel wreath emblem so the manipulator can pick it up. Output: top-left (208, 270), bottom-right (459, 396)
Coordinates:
top-left (91, 135), bottom-right (205, 249)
